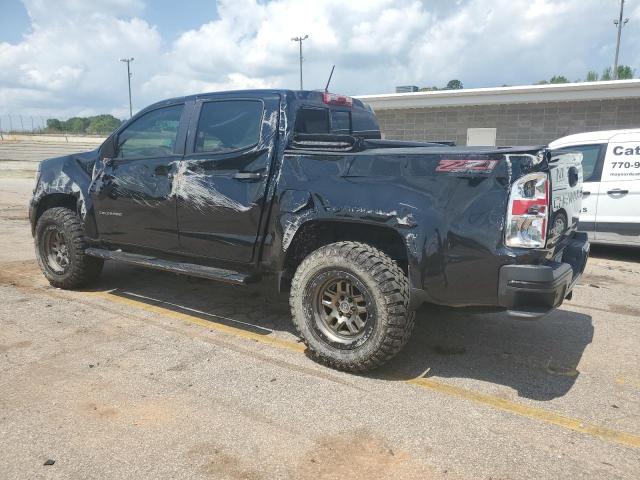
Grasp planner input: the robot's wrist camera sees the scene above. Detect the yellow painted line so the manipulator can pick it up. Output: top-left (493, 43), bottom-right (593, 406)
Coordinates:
top-left (89, 291), bottom-right (305, 354)
top-left (90, 289), bottom-right (640, 450)
top-left (408, 377), bottom-right (640, 450)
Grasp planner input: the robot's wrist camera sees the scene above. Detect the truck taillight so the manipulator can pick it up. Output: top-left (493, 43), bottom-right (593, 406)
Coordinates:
top-left (322, 92), bottom-right (352, 107)
top-left (505, 172), bottom-right (549, 248)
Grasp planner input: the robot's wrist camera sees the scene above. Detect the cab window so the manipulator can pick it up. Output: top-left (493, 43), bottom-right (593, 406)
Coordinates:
top-left (195, 100), bottom-right (263, 153)
top-left (331, 110), bottom-right (351, 134)
top-left (295, 107), bottom-right (352, 135)
top-left (295, 108), bottom-right (329, 134)
top-left (117, 104), bottom-right (183, 159)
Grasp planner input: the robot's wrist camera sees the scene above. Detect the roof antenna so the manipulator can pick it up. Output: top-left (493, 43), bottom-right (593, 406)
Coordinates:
top-left (324, 65), bottom-right (335, 92)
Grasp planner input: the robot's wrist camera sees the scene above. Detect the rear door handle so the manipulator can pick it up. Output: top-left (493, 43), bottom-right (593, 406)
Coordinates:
top-left (582, 191), bottom-right (590, 197)
top-left (233, 171), bottom-right (263, 181)
top-left (606, 189), bottom-right (629, 195)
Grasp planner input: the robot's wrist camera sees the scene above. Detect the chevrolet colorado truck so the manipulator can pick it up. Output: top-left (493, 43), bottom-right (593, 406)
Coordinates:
top-left (30, 89), bottom-right (589, 371)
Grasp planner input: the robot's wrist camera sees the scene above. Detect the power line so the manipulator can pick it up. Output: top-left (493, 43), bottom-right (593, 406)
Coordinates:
top-left (291, 35), bottom-right (309, 90)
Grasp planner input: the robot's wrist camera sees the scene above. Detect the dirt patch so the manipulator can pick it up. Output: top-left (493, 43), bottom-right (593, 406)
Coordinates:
top-left (297, 429), bottom-right (434, 480)
top-left (0, 259), bottom-right (43, 288)
top-left (0, 204), bottom-right (28, 219)
top-left (187, 443), bottom-right (264, 480)
top-left (83, 402), bottom-right (119, 418)
top-left (609, 304), bottom-right (640, 317)
top-left (0, 340), bottom-right (32, 352)
top-left (577, 273), bottom-right (621, 287)
top-left (80, 399), bottom-right (177, 426)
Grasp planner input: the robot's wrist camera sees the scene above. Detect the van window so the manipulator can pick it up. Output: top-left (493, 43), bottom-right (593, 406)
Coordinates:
top-left (295, 108), bottom-right (329, 134)
top-left (555, 144), bottom-right (602, 182)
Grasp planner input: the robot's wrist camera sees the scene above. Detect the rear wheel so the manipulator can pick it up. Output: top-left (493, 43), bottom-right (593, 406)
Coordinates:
top-left (290, 241), bottom-right (414, 372)
top-left (35, 207), bottom-right (103, 289)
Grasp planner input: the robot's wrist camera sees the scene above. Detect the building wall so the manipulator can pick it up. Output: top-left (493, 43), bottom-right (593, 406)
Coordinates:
top-left (374, 98), bottom-right (640, 146)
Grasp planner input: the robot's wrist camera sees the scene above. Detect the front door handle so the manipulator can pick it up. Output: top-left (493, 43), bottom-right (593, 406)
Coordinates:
top-left (233, 171), bottom-right (263, 181)
top-left (607, 189), bottom-right (629, 195)
top-left (582, 191), bottom-right (590, 197)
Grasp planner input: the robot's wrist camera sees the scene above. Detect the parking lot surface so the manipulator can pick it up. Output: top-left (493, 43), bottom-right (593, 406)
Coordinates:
top-left (1, 176), bottom-right (639, 479)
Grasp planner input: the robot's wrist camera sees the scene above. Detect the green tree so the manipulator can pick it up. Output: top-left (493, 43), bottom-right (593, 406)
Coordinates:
top-left (536, 80), bottom-right (549, 85)
top-left (65, 117), bottom-right (89, 133)
top-left (445, 79), bottom-right (463, 90)
top-left (86, 114), bottom-right (122, 134)
top-left (616, 65), bottom-right (635, 79)
top-left (601, 67), bottom-right (612, 81)
top-left (586, 70), bottom-right (599, 81)
top-left (549, 75), bottom-right (569, 84)
top-left (46, 119), bottom-right (63, 131)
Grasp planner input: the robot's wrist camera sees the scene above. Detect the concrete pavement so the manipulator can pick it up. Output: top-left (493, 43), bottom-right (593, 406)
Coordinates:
top-left (1, 177), bottom-right (639, 479)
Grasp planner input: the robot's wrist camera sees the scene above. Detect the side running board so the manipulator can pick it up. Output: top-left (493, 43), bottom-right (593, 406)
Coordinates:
top-left (85, 248), bottom-right (253, 285)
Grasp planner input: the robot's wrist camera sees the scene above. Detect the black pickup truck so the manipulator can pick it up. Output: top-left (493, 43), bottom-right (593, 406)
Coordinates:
top-left (30, 89), bottom-right (589, 371)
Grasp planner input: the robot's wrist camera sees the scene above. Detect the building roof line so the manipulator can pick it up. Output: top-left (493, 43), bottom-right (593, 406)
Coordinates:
top-left (356, 80), bottom-right (640, 110)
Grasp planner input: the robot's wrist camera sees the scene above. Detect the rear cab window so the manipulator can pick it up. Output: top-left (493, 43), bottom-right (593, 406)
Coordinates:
top-left (294, 107), bottom-right (352, 135)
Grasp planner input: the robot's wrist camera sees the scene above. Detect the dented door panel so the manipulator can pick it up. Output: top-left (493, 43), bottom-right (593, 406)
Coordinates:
top-left (175, 94), bottom-right (280, 263)
top-left (263, 148), bottom-right (563, 307)
top-left (90, 157), bottom-right (181, 250)
top-left (89, 102), bottom-right (190, 251)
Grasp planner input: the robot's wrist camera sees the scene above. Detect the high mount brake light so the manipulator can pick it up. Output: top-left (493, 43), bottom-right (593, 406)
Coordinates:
top-left (505, 172), bottom-right (549, 248)
top-left (322, 92), bottom-right (353, 107)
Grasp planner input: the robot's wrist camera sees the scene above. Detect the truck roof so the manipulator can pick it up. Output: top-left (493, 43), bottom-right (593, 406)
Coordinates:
top-left (549, 128), bottom-right (640, 148)
top-left (148, 89), bottom-right (371, 110)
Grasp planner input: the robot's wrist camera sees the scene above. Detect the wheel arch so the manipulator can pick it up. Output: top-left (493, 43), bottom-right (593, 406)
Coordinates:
top-left (31, 193), bottom-right (79, 235)
top-left (280, 219), bottom-right (410, 291)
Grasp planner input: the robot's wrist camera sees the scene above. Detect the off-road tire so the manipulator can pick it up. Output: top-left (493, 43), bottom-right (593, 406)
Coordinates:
top-left (35, 207), bottom-right (103, 289)
top-left (290, 241), bottom-right (414, 372)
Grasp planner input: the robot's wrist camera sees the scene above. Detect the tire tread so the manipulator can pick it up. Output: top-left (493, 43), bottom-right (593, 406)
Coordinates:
top-left (35, 207), bottom-right (103, 289)
top-left (290, 241), bottom-right (414, 372)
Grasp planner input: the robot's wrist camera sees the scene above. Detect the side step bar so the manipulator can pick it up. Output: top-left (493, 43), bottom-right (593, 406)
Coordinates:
top-left (85, 248), bottom-right (253, 285)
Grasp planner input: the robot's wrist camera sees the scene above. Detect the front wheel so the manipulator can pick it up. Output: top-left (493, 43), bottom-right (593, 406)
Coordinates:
top-left (35, 207), bottom-right (103, 289)
top-left (290, 241), bottom-right (414, 372)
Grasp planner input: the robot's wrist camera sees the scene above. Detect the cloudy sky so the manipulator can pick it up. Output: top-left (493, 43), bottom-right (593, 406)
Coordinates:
top-left (0, 0), bottom-right (638, 119)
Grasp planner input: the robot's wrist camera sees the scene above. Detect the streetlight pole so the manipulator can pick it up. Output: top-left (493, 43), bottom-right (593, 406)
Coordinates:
top-left (120, 57), bottom-right (134, 118)
top-left (291, 35), bottom-right (309, 90)
top-left (612, 0), bottom-right (629, 80)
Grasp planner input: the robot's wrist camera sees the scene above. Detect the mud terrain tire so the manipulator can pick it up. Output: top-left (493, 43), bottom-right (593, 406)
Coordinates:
top-left (290, 241), bottom-right (414, 372)
top-left (35, 207), bottom-right (103, 289)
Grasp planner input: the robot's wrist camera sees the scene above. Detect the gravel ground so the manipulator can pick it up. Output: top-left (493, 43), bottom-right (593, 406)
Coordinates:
top-left (1, 176), bottom-right (639, 479)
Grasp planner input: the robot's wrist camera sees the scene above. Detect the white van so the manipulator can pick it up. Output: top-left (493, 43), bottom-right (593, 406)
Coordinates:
top-left (549, 128), bottom-right (640, 247)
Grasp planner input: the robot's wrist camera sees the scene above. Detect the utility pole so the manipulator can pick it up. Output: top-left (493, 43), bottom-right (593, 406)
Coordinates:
top-left (612, 0), bottom-right (629, 80)
top-left (291, 35), bottom-right (309, 90)
top-left (120, 57), bottom-right (134, 117)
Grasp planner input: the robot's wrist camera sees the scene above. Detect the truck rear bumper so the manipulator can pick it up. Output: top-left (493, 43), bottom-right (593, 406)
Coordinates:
top-left (498, 233), bottom-right (589, 319)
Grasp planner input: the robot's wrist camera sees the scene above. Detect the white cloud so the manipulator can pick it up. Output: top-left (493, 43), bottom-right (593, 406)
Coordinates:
top-left (0, 0), bottom-right (160, 118)
top-left (0, 0), bottom-right (637, 119)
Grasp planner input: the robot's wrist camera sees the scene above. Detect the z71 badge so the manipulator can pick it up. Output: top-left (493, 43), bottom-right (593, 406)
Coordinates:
top-left (435, 159), bottom-right (498, 174)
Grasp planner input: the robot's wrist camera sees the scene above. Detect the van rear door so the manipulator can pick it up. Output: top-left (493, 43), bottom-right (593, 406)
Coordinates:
top-left (594, 134), bottom-right (640, 245)
top-left (551, 143), bottom-right (605, 242)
